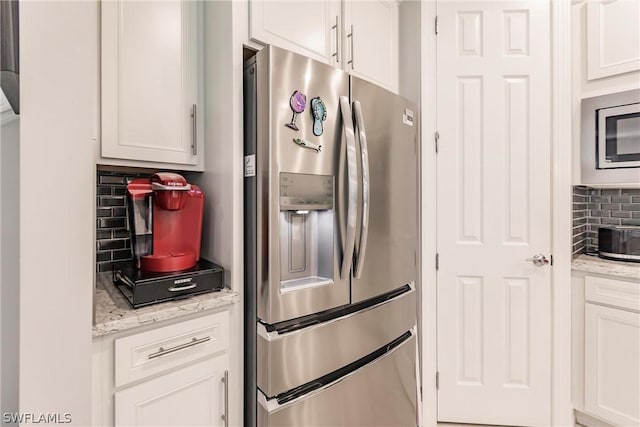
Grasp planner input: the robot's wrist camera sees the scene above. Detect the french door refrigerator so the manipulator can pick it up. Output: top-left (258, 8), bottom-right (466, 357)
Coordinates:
top-left (244, 45), bottom-right (419, 427)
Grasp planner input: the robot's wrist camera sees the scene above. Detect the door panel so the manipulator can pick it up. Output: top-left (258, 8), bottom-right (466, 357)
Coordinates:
top-left (585, 303), bottom-right (640, 426)
top-left (350, 77), bottom-right (418, 303)
top-left (114, 356), bottom-right (226, 426)
top-left (249, 0), bottom-right (341, 66)
top-left (343, 0), bottom-right (399, 91)
top-left (101, 0), bottom-right (200, 165)
top-left (252, 46), bottom-right (351, 324)
top-left (436, 2), bottom-right (551, 426)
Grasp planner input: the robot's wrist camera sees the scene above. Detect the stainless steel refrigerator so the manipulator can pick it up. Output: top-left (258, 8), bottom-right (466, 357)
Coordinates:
top-left (244, 45), bottom-right (418, 426)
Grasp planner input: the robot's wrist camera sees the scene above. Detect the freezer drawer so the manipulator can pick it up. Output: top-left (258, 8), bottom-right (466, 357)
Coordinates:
top-left (257, 331), bottom-right (417, 427)
top-left (257, 285), bottom-right (416, 397)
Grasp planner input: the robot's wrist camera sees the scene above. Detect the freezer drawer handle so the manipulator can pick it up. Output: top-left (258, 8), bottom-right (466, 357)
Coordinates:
top-left (339, 96), bottom-right (358, 279)
top-left (147, 336), bottom-right (210, 359)
top-left (352, 100), bottom-right (370, 278)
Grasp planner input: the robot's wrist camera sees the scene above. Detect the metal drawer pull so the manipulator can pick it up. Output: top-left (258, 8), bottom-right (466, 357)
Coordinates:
top-left (148, 336), bottom-right (210, 359)
top-left (191, 104), bottom-right (198, 156)
top-left (168, 283), bottom-right (197, 292)
top-left (332, 16), bottom-right (339, 63)
top-left (347, 25), bottom-right (354, 69)
top-left (221, 370), bottom-right (229, 427)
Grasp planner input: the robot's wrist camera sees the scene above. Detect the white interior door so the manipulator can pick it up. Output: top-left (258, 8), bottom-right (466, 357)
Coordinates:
top-left (436, 1), bottom-right (551, 426)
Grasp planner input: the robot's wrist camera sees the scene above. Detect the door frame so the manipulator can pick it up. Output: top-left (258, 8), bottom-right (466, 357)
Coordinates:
top-left (420, 1), bottom-right (573, 426)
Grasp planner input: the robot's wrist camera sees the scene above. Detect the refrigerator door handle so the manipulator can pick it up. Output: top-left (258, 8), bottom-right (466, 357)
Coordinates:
top-left (339, 96), bottom-right (358, 279)
top-left (352, 100), bottom-right (370, 279)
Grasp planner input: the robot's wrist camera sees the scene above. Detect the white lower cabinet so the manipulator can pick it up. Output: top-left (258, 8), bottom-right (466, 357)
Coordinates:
top-left (584, 303), bottom-right (640, 426)
top-left (573, 270), bottom-right (640, 427)
top-left (93, 311), bottom-right (230, 427)
top-left (115, 355), bottom-right (228, 427)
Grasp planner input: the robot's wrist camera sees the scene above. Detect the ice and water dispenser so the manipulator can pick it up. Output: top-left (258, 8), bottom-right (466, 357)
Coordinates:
top-left (279, 172), bottom-right (335, 293)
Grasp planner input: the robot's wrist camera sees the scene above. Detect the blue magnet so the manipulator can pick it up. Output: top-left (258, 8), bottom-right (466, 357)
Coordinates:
top-left (311, 97), bottom-right (327, 136)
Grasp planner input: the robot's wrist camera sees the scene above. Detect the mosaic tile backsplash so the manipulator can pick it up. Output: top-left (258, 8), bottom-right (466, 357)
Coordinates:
top-left (96, 170), bottom-right (150, 272)
top-left (572, 186), bottom-right (640, 256)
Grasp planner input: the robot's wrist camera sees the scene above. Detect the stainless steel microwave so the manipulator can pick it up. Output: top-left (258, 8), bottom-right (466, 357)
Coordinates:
top-left (581, 89), bottom-right (640, 184)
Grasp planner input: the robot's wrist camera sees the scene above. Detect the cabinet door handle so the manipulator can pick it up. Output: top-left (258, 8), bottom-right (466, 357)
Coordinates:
top-left (191, 104), bottom-right (198, 156)
top-left (221, 370), bottom-right (229, 427)
top-left (347, 25), bottom-right (354, 69)
top-left (332, 16), bottom-right (339, 63)
top-left (147, 336), bottom-right (210, 359)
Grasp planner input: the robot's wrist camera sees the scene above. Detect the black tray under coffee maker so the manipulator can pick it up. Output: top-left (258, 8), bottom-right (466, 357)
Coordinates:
top-left (113, 259), bottom-right (224, 308)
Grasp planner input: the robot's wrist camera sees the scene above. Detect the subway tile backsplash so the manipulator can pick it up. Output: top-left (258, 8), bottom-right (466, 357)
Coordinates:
top-left (572, 186), bottom-right (640, 256)
top-left (96, 169), bottom-right (150, 272)
top-left (572, 186), bottom-right (589, 255)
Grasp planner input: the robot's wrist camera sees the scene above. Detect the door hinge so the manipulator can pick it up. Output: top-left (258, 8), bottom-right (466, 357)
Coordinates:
top-left (435, 253), bottom-right (439, 270)
top-left (550, 254), bottom-right (554, 266)
top-left (435, 16), bottom-right (439, 35)
top-left (434, 131), bottom-right (440, 153)
top-left (436, 371), bottom-right (440, 389)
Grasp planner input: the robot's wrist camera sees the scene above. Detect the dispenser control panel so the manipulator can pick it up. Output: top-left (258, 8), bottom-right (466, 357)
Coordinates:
top-left (280, 173), bottom-right (334, 210)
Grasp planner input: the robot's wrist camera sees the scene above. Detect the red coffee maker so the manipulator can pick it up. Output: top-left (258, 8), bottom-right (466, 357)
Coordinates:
top-left (113, 172), bottom-right (223, 308)
top-left (127, 172), bottom-right (204, 272)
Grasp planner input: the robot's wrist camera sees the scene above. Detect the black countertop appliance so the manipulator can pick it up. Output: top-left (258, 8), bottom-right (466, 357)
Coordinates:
top-left (598, 226), bottom-right (640, 263)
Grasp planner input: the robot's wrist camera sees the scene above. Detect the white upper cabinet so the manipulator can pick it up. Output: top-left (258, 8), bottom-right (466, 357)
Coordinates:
top-left (249, 0), bottom-right (399, 92)
top-left (101, 0), bottom-right (203, 169)
top-left (587, 0), bottom-right (640, 80)
top-left (249, 0), bottom-right (341, 66)
top-left (343, 0), bottom-right (398, 91)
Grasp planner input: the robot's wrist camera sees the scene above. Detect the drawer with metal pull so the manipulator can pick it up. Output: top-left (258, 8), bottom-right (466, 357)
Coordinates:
top-left (114, 311), bottom-right (228, 387)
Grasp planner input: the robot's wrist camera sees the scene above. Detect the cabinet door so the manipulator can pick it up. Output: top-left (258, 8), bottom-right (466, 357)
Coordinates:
top-left (249, 0), bottom-right (341, 65)
top-left (343, 0), bottom-right (398, 92)
top-left (585, 303), bottom-right (640, 426)
top-left (101, 0), bottom-right (202, 166)
top-left (115, 355), bottom-right (228, 427)
top-left (587, 0), bottom-right (640, 80)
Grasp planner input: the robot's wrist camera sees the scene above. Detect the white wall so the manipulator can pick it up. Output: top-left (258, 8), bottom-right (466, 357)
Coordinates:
top-left (1, 111), bottom-right (20, 425)
top-left (398, 1), bottom-right (427, 425)
top-left (190, 1), bottom-right (246, 425)
top-left (19, 2), bottom-right (95, 425)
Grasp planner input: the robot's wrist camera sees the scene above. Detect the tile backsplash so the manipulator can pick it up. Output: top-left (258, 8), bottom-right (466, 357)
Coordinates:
top-left (572, 186), bottom-right (640, 256)
top-left (96, 169), bottom-right (150, 272)
top-left (572, 186), bottom-right (589, 255)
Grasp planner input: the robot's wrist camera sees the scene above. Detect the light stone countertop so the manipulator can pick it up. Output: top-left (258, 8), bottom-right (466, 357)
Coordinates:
top-left (571, 254), bottom-right (640, 281)
top-left (93, 272), bottom-right (239, 337)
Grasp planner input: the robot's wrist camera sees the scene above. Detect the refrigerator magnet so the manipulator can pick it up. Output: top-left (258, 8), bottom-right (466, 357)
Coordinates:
top-left (293, 138), bottom-right (322, 153)
top-left (311, 97), bottom-right (327, 136)
top-left (285, 90), bottom-right (307, 131)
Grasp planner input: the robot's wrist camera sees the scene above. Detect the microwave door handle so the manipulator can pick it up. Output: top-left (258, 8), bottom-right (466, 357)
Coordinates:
top-left (352, 100), bottom-right (369, 279)
top-left (339, 96), bottom-right (358, 279)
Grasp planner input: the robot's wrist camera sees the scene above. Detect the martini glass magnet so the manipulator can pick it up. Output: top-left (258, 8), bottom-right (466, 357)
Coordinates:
top-left (285, 91), bottom-right (306, 131)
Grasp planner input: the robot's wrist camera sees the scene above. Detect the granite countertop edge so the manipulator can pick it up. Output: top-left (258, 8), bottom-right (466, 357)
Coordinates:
top-left (571, 254), bottom-right (640, 280)
top-left (93, 273), bottom-right (240, 338)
